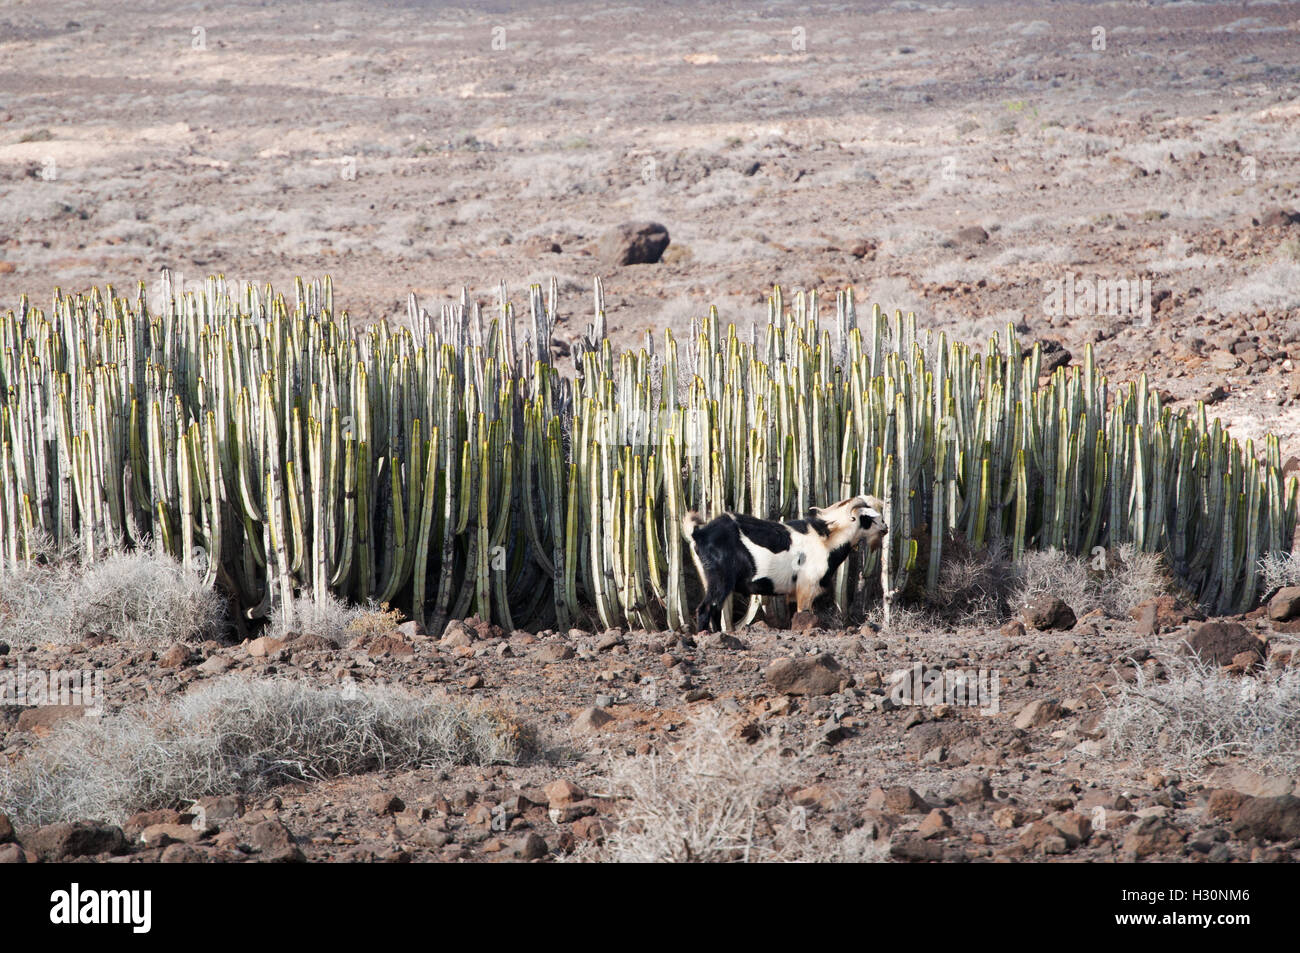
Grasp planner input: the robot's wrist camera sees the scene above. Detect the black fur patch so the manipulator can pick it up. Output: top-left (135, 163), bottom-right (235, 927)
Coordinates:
top-left (731, 513), bottom-right (793, 551)
top-left (785, 517), bottom-right (830, 538)
top-left (818, 542), bottom-right (854, 589)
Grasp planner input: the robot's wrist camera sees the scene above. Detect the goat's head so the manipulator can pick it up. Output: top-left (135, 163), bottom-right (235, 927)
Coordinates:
top-left (808, 495), bottom-right (888, 551)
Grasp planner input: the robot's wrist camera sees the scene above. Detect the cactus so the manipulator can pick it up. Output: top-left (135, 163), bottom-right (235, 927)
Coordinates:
top-left (0, 273), bottom-right (1294, 632)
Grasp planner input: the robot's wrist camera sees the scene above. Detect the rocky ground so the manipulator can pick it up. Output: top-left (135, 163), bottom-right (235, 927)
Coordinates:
top-left (2, 586), bottom-right (1299, 863)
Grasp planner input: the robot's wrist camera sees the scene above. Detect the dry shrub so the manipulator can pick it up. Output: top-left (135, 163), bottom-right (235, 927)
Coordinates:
top-left (1101, 653), bottom-right (1300, 778)
top-left (587, 710), bottom-right (884, 863)
top-left (266, 593), bottom-right (403, 646)
top-left (1259, 550), bottom-right (1300, 593)
top-left (1013, 543), bottom-right (1167, 618)
top-left (0, 550), bottom-right (225, 647)
top-left (0, 677), bottom-right (530, 827)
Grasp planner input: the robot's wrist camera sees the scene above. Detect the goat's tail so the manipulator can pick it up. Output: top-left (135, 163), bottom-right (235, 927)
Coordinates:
top-left (681, 511), bottom-right (704, 540)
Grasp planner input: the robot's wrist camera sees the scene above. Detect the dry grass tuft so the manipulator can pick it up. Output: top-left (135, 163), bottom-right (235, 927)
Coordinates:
top-left (0, 550), bottom-right (226, 647)
top-left (585, 709), bottom-right (884, 863)
top-left (1101, 653), bottom-right (1300, 778)
top-left (0, 677), bottom-right (530, 827)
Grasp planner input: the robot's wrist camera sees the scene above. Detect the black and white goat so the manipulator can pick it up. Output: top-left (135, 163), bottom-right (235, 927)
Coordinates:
top-left (681, 495), bottom-right (888, 632)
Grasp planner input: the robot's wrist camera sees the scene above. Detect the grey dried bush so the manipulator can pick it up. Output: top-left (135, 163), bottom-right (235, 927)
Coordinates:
top-left (1012, 543), bottom-right (1167, 618)
top-left (266, 592), bottom-right (401, 647)
top-left (0, 550), bottom-right (226, 646)
top-left (1259, 550), bottom-right (1300, 593)
top-left (1101, 653), bottom-right (1300, 778)
top-left (0, 677), bottom-right (530, 827)
top-left (586, 709), bottom-right (884, 863)
top-left (928, 537), bottom-right (1016, 624)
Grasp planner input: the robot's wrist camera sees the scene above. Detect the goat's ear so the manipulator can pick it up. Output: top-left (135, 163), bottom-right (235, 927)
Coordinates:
top-left (805, 506), bottom-right (821, 519)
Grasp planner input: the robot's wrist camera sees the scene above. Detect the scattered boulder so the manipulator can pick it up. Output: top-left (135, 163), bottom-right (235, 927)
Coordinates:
top-left (544, 780), bottom-right (587, 808)
top-left (1013, 698), bottom-right (1062, 730)
top-left (160, 843), bottom-right (205, 863)
top-left (193, 795), bottom-right (243, 822)
top-left (26, 821), bottom-right (126, 861)
top-left (16, 705), bottom-right (85, 735)
top-left (369, 794), bottom-right (405, 816)
top-left (918, 809), bottom-right (952, 839)
top-left (535, 643), bottom-right (575, 663)
top-left (955, 225), bottom-right (989, 245)
top-left (366, 636), bottom-right (414, 658)
top-left (248, 820), bottom-right (305, 862)
top-left (1132, 596), bottom-right (1205, 635)
top-left (1268, 587), bottom-right (1300, 622)
top-left (246, 636), bottom-right (287, 658)
top-left (513, 832), bottom-right (548, 860)
top-left (0, 844), bottom-right (26, 864)
top-left (1183, 621), bottom-right (1262, 666)
top-left (0, 813), bottom-right (13, 843)
top-left (1205, 789), bottom-right (1251, 821)
top-left (765, 654), bottom-right (850, 696)
top-left (598, 222), bottom-right (670, 266)
top-left (865, 786), bottom-right (929, 815)
top-left (439, 621), bottom-right (473, 647)
top-left (1230, 795), bottom-right (1300, 841)
top-left (949, 777), bottom-right (993, 803)
top-left (1022, 596), bottom-right (1076, 631)
top-left (572, 706), bottom-right (614, 732)
top-left (158, 644), bottom-right (195, 669)
top-left (1122, 816), bottom-right (1186, 858)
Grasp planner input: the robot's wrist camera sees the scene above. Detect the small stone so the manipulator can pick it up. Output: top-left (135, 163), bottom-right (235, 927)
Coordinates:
top-left (26, 821), bottom-right (126, 861)
top-left (160, 843), bottom-right (205, 863)
top-left (1268, 586), bottom-right (1300, 622)
top-left (158, 644), bottom-right (194, 669)
top-left (513, 832), bottom-right (548, 860)
top-left (865, 786), bottom-right (929, 815)
top-left (16, 705), bottom-right (85, 735)
top-left (1230, 795), bottom-right (1300, 841)
top-left (1022, 596), bottom-right (1076, 631)
top-left (369, 794), bottom-right (406, 816)
top-left (535, 643), bottom-right (575, 663)
top-left (955, 225), bottom-right (989, 244)
top-left (544, 780), bottom-right (587, 807)
top-left (0, 844), bottom-right (26, 863)
top-left (1013, 698), bottom-right (1062, 730)
top-left (765, 653), bottom-right (850, 696)
top-left (598, 222), bottom-right (670, 266)
top-left (918, 809), bottom-right (952, 839)
top-left (572, 706), bottom-right (614, 732)
top-left (1183, 621), bottom-right (1262, 666)
top-left (0, 814), bottom-right (12, 843)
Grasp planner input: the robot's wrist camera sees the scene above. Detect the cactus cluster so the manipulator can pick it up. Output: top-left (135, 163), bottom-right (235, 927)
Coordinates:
top-left (0, 273), bottom-right (1295, 632)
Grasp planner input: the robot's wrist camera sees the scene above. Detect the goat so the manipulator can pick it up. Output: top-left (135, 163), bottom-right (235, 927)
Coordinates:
top-left (681, 495), bottom-right (888, 632)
